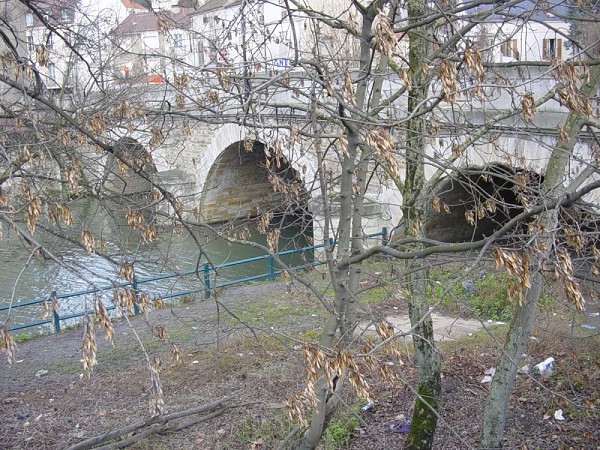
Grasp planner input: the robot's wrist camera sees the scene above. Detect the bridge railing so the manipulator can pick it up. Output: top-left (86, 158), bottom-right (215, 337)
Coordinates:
top-left (1, 228), bottom-right (387, 334)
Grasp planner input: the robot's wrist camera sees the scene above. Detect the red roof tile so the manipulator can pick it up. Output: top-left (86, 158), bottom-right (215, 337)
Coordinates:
top-left (121, 0), bottom-right (148, 9)
top-left (113, 7), bottom-right (193, 34)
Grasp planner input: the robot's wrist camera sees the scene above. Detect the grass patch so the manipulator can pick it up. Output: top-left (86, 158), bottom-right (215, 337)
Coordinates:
top-left (464, 274), bottom-right (514, 322)
top-left (97, 346), bottom-right (138, 368)
top-left (358, 285), bottom-right (391, 304)
top-left (129, 437), bottom-right (173, 450)
top-left (169, 335), bottom-right (289, 381)
top-left (227, 299), bottom-right (323, 326)
top-left (45, 360), bottom-right (82, 375)
top-left (440, 323), bottom-right (509, 353)
top-left (297, 328), bottom-right (322, 342)
top-left (13, 332), bottom-right (36, 343)
top-left (164, 323), bottom-right (203, 343)
top-left (234, 414), bottom-right (292, 448)
top-left (428, 268), bottom-right (555, 322)
top-left (323, 411), bottom-right (360, 449)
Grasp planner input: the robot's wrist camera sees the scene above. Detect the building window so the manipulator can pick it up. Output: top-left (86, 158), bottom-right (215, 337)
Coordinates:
top-left (25, 12), bottom-right (34, 27)
top-left (209, 46), bottom-right (217, 63)
top-left (501, 39), bottom-right (519, 59)
top-left (143, 33), bottom-right (159, 50)
top-left (122, 36), bottom-right (132, 51)
top-left (197, 40), bottom-right (204, 65)
top-left (27, 35), bottom-right (34, 53)
top-left (47, 33), bottom-right (53, 49)
top-left (543, 38), bottom-right (562, 60)
top-left (66, 67), bottom-right (75, 85)
top-left (60, 8), bottom-right (71, 23)
top-left (173, 34), bottom-right (183, 49)
top-left (48, 63), bottom-right (56, 82)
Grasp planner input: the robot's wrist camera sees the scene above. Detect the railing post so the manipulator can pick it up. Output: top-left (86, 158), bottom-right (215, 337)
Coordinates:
top-left (203, 263), bottom-right (211, 299)
top-left (51, 291), bottom-right (60, 333)
top-left (382, 227), bottom-right (388, 246)
top-left (268, 255), bottom-right (275, 281)
top-left (52, 309), bottom-right (60, 333)
top-left (132, 275), bottom-right (140, 315)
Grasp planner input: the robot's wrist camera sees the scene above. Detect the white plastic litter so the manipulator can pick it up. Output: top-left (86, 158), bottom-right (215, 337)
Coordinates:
top-left (554, 409), bottom-right (565, 421)
top-left (481, 367), bottom-right (496, 383)
top-left (534, 357), bottom-right (554, 378)
top-left (361, 402), bottom-right (375, 412)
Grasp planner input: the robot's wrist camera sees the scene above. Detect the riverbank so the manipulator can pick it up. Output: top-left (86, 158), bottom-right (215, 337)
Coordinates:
top-left (1, 265), bottom-right (598, 449)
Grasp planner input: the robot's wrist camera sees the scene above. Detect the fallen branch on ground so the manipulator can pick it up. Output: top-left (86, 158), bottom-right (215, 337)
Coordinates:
top-left (65, 395), bottom-right (235, 450)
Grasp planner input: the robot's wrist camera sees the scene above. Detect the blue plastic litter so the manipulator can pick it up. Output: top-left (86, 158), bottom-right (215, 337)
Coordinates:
top-left (384, 419), bottom-right (411, 433)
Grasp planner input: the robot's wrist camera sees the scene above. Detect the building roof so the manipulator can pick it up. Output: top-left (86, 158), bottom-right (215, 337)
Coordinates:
top-left (28, 0), bottom-right (78, 8)
top-left (113, 7), bottom-right (193, 34)
top-left (120, 0), bottom-right (199, 11)
top-left (194, 0), bottom-right (241, 14)
top-left (469, 0), bottom-right (571, 23)
top-left (121, 0), bottom-right (148, 10)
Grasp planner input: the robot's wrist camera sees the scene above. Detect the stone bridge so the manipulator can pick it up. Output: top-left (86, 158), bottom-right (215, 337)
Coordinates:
top-left (91, 72), bottom-right (599, 244)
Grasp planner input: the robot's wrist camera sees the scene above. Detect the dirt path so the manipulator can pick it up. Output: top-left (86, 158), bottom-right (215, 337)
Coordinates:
top-left (3, 281), bottom-right (486, 387)
top-left (359, 314), bottom-right (487, 342)
top-left (1, 280), bottom-right (325, 387)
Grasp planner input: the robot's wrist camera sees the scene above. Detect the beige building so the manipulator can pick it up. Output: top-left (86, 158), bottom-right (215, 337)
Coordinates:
top-left (111, 1), bottom-right (196, 85)
top-left (22, 0), bottom-right (80, 93)
top-left (0, 0), bottom-right (31, 108)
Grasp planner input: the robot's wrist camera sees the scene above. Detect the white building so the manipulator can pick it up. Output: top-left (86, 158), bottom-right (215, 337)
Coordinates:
top-left (22, 0), bottom-right (80, 93)
top-left (190, 0), bottom-right (301, 71)
top-left (467, 1), bottom-right (573, 63)
top-left (111, 2), bottom-right (195, 84)
top-left (22, 0), bottom-right (129, 93)
top-left (0, 1), bottom-right (29, 107)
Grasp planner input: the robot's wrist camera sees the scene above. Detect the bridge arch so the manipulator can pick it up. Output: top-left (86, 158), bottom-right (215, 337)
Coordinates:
top-left (425, 163), bottom-right (543, 243)
top-left (196, 124), bottom-right (316, 225)
top-left (102, 136), bottom-right (157, 196)
top-left (421, 131), bottom-right (598, 243)
top-left (193, 123), bottom-right (317, 195)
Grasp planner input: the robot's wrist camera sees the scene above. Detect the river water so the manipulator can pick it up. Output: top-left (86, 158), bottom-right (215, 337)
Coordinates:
top-left (0, 199), bottom-right (313, 332)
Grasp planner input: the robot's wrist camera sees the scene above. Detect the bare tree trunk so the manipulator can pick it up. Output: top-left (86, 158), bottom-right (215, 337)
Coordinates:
top-left (480, 64), bottom-right (600, 449)
top-left (402, 0), bottom-right (441, 448)
top-left (294, 3), bottom-right (389, 447)
top-left (479, 271), bottom-right (544, 448)
top-left (403, 264), bottom-right (442, 450)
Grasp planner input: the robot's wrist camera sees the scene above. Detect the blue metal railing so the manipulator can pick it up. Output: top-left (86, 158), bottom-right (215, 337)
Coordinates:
top-left (1, 229), bottom-right (387, 334)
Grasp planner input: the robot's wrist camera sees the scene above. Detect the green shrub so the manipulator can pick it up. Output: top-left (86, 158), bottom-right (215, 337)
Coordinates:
top-left (323, 413), bottom-right (359, 449)
top-left (427, 268), bottom-right (515, 321)
top-left (469, 274), bottom-right (513, 321)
